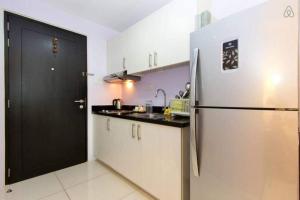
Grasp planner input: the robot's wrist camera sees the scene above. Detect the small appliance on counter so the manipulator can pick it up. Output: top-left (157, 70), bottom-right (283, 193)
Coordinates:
top-left (112, 98), bottom-right (122, 110)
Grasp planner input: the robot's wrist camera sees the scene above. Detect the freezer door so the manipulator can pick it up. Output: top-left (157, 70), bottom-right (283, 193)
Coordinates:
top-left (190, 108), bottom-right (299, 200)
top-left (190, 0), bottom-right (298, 109)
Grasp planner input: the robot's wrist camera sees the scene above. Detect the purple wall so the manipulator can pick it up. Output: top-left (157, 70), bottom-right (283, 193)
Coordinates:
top-left (122, 63), bottom-right (190, 106)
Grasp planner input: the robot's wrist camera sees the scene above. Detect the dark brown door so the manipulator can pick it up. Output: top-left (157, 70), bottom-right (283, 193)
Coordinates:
top-left (5, 12), bottom-right (87, 184)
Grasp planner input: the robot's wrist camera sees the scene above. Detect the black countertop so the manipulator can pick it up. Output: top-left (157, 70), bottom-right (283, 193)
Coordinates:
top-left (92, 105), bottom-right (190, 128)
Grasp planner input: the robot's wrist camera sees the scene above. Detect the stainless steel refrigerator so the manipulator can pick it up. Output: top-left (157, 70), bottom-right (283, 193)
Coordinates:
top-left (190, 1), bottom-right (299, 200)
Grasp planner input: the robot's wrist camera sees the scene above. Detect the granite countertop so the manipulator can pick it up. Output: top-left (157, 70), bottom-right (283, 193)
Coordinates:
top-left (92, 105), bottom-right (190, 128)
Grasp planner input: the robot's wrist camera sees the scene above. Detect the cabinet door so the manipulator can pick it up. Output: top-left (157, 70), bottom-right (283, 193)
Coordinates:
top-left (125, 19), bottom-right (156, 74)
top-left (156, 0), bottom-right (196, 68)
top-left (110, 118), bottom-right (142, 184)
top-left (159, 126), bottom-right (182, 200)
top-left (143, 7), bottom-right (164, 70)
top-left (93, 115), bottom-right (111, 163)
top-left (102, 117), bottom-right (118, 168)
top-left (139, 123), bottom-right (163, 198)
top-left (107, 35), bottom-right (127, 74)
top-left (129, 7), bottom-right (164, 72)
top-left (93, 115), bottom-right (104, 159)
top-left (110, 117), bottom-right (126, 173)
top-left (139, 122), bottom-right (182, 200)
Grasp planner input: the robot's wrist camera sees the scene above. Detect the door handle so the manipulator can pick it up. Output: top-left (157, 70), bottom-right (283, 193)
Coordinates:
top-left (190, 48), bottom-right (199, 107)
top-left (132, 124), bottom-right (136, 138)
top-left (137, 124), bottom-right (141, 140)
top-left (122, 57), bottom-right (126, 70)
top-left (149, 54), bottom-right (153, 68)
top-left (190, 48), bottom-right (200, 177)
top-left (191, 108), bottom-right (200, 177)
top-left (154, 52), bottom-right (158, 66)
top-left (74, 99), bottom-right (85, 104)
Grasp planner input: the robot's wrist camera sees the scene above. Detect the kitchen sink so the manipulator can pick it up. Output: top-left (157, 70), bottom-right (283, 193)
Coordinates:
top-left (126, 113), bottom-right (165, 120)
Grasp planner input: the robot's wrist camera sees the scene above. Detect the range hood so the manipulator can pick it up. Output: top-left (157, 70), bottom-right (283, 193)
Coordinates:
top-left (103, 70), bottom-right (141, 83)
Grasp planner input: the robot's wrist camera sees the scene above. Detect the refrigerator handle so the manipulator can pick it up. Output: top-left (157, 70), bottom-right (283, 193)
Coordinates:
top-left (190, 48), bottom-right (200, 177)
top-left (190, 48), bottom-right (199, 107)
top-left (191, 108), bottom-right (200, 177)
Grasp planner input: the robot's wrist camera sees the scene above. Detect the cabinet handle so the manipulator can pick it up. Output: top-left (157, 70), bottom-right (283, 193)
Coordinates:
top-left (107, 118), bottom-right (110, 131)
top-left (137, 124), bottom-right (141, 140)
top-left (154, 52), bottom-right (158, 66)
top-left (149, 54), bottom-right (153, 68)
top-left (132, 124), bottom-right (136, 138)
top-left (122, 57), bottom-right (126, 70)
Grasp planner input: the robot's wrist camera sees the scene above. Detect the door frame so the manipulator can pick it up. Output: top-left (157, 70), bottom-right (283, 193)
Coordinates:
top-left (4, 11), bottom-right (9, 186)
top-left (4, 11), bottom-right (88, 184)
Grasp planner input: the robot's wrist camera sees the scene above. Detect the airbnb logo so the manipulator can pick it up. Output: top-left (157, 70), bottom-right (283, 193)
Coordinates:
top-left (284, 6), bottom-right (295, 18)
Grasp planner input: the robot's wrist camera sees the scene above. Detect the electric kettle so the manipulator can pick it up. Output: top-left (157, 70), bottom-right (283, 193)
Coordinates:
top-left (112, 99), bottom-right (122, 110)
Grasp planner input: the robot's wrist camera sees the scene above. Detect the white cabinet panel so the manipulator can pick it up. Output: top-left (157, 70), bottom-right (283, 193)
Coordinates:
top-left (107, 34), bottom-right (128, 74)
top-left (93, 115), bottom-right (112, 165)
top-left (159, 125), bottom-right (182, 200)
top-left (93, 115), bottom-right (105, 159)
top-left (93, 115), bottom-right (184, 200)
top-left (125, 21), bottom-right (153, 74)
top-left (138, 122), bottom-right (182, 200)
top-left (156, 0), bottom-right (196, 68)
top-left (112, 118), bottom-right (142, 184)
top-left (107, 0), bottom-right (196, 74)
top-left (138, 123), bottom-right (162, 198)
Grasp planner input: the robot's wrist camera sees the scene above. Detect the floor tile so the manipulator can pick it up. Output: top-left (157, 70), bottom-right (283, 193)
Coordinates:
top-left (1, 173), bottom-right (63, 200)
top-left (121, 191), bottom-right (155, 200)
top-left (66, 173), bottom-right (134, 200)
top-left (39, 192), bottom-right (69, 200)
top-left (55, 161), bottom-right (109, 189)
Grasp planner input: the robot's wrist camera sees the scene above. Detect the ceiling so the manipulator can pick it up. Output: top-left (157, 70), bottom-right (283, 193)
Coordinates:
top-left (44, 0), bottom-right (173, 32)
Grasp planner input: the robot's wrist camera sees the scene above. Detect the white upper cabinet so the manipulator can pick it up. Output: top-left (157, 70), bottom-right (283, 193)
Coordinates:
top-left (107, 0), bottom-right (197, 74)
top-left (107, 35), bottom-right (126, 74)
top-left (124, 20), bottom-right (153, 74)
top-left (156, 0), bottom-right (196, 68)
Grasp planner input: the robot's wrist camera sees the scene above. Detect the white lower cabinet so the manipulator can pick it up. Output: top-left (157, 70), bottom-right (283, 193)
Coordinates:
top-left (157, 126), bottom-right (182, 200)
top-left (139, 123), bottom-right (163, 198)
top-left (93, 116), bottom-right (111, 165)
top-left (93, 115), bottom-right (188, 200)
top-left (114, 119), bottom-right (141, 184)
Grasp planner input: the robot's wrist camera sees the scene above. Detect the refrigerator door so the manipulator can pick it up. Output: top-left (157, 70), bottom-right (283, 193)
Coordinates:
top-left (190, 108), bottom-right (299, 200)
top-left (190, 0), bottom-right (298, 109)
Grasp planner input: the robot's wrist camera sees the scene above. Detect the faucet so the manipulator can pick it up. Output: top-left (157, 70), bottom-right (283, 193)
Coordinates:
top-left (155, 89), bottom-right (167, 109)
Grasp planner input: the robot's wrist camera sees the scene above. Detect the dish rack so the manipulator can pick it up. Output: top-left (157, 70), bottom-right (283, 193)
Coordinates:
top-left (170, 99), bottom-right (190, 116)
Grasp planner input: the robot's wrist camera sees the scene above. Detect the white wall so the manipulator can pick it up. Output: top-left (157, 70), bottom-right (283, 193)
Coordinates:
top-left (122, 64), bottom-right (190, 106)
top-left (0, 0), bottom-right (122, 188)
top-left (198, 0), bottom-right (268, 19)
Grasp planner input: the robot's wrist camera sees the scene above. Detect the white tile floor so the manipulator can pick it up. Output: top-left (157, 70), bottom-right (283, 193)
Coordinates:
top-left (0, 161), bottom-right (155, 200)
